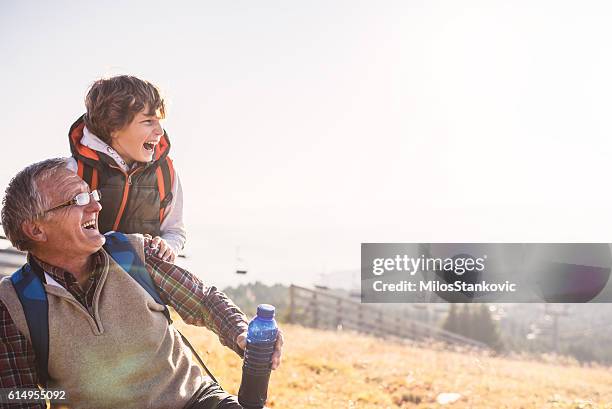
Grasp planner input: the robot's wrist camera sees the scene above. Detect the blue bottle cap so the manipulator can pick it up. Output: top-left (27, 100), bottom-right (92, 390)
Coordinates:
top-left (257, 304), bottom-right (275, 319)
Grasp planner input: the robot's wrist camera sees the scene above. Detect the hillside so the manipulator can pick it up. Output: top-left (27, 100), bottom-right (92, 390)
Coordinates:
top-left (221, 282), bottom-right (612, 364)
top-left (174, 320), bottom-right (612, 409)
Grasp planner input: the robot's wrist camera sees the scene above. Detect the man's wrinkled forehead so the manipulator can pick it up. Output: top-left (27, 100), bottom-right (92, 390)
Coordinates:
top-left (37, 168), bottom-right (88, 202)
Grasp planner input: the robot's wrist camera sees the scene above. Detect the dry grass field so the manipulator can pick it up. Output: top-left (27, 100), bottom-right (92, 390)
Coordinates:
top-left (174, 320), bottom-right (612, 409)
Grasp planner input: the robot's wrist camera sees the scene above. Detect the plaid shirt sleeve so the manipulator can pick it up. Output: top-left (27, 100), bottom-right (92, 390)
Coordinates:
top-left (143, 238), bottom-right (249, 357)
top-left (0, 300), bottom-right (45, 409)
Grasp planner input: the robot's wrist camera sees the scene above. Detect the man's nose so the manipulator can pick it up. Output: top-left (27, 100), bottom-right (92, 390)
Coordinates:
top-left (86, 198), bottom-right (102, 212)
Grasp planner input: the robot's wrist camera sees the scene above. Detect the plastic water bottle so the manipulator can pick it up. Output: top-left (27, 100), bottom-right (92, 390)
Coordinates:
top-left (238, 304), bottom-right (278, 409)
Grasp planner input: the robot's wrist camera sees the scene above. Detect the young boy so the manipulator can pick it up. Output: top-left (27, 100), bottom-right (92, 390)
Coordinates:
top-left (67, 75), bottom-right (185, 262)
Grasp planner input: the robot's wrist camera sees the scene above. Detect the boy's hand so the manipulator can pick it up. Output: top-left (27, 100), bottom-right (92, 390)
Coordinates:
top-left (150, 236), bottom-right (176, 262)
top-left (236, 328), bottom-right (284, 370)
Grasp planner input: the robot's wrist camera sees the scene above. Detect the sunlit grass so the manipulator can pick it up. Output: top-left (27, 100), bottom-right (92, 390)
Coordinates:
top-left (174, 317), bottom-right (612, 409)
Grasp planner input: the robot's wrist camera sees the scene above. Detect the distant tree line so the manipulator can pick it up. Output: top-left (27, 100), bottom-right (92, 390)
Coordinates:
top-left (442, 304), bottom-right (503, 352)
top-left (223, 281), bottom-right (290, 321)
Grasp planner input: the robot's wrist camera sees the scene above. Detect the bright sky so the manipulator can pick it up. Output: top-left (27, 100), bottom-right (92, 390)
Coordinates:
top-left (2, 1), bottom-right (612, 288)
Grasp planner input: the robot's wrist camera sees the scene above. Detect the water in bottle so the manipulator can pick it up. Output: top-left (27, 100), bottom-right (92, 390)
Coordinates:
top-left (238, 304), bottom-right (278, 409)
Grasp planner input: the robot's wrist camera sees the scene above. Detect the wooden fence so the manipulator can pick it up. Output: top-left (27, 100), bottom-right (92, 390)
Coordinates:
top-left (288, 284), bottom-right (488, 349)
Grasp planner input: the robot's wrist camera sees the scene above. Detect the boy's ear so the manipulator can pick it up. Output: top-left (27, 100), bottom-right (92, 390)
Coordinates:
top-left (21, 220), bottom-right (48, 244)
top-left (110, 128), bottom-right (122, 141)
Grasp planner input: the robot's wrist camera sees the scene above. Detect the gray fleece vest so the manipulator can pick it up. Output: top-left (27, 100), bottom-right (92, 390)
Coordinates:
top-left (0, 236), bottom-right (205, 409)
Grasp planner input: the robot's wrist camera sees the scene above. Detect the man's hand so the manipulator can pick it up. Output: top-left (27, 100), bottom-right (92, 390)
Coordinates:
top-left (236, 329), bottom-right (284, 370)
top-left (150, 236), bottom-right (176, 262)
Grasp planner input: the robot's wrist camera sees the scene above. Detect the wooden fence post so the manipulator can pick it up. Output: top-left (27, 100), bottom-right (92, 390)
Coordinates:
top-left (358, 303), bottom-right (363, 333)
top-left (336, 298), bottom-right (343, 329)
top-left (395, 313), bottom-right (403, 338)
top-left (289, 285), bottom-right (295, 324)
top-left (312, 291), bottom-right (318, 328)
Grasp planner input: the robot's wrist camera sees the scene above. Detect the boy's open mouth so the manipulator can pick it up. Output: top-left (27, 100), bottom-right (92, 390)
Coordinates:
top-left (143, 142), bottom-right (155, 151)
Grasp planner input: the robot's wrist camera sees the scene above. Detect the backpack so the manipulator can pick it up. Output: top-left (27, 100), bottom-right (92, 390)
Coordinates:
top-left (10, 231), bottom-right (216, 386)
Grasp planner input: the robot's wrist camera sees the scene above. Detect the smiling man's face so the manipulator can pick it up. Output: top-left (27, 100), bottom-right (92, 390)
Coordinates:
top-left (36, 169), bottom-right (105, 257)
top-left (110, 105), bottom-right (164, 166)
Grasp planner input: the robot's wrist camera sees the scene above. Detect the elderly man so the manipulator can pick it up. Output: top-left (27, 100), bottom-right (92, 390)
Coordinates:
top-left (0, 158), bottom-right (282, 409)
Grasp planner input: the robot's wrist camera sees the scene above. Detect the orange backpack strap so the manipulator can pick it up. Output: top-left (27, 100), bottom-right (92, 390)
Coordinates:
top-left (156, 157), bottom-right (175, 223)
top-left (76, 159), bottom-right (99, 190)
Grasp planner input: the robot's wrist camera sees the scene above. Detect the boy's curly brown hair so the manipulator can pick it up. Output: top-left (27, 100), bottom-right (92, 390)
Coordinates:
top-left (84, 75), bottom-right (166, 144)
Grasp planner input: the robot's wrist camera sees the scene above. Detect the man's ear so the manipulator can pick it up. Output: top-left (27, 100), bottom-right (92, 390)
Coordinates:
top-left (21, 220), bottom-right (47, 243)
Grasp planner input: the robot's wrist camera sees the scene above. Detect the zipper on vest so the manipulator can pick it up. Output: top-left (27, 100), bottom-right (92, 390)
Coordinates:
top-left (109, 165), bottom-right (144, 231)
top-left (86, 304), bottom-right (97, 323)
top-left (47, 292), bottom-right (104, 335)
top-left (76, 300), bottom-right (103, 334)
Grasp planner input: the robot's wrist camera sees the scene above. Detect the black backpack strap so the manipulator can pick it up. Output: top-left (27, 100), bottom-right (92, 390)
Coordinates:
top-left (10, 264), bottom-right (49, 386)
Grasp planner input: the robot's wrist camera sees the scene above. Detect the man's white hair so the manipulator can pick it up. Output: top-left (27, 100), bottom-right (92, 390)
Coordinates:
top-left (1, 158), bottom-right (70, 250)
